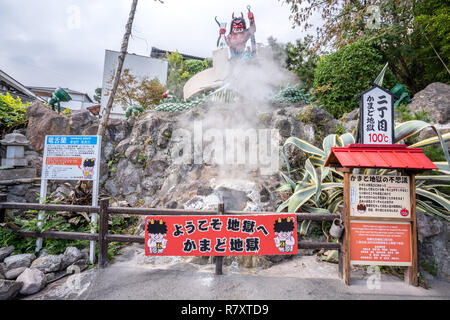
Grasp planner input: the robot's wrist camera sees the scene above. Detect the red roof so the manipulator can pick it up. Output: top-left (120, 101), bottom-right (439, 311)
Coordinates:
top-left (324, 144), bottom-right (438, 170)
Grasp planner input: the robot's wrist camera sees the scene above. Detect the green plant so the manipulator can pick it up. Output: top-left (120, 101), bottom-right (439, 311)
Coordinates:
top-left (0, 93), bottom-right (29, 137)
top-left (313, 41), bottom-right (397, 118)
top-left (277, 120), bottom-right (450, 223)
top-left (421, 256), bottom-right (438, 276)
top-left (166, 52), bottom-right (211, 99)
top-left (62, 108), bottom-right (72, 116)
top-left (0, 194), bottom-right (139, 257)
top-left (396, 104), bottom-right (430, 123)
top-left (271, 84), bottom-right (314, 105)
top-left (281, 0), bottom-right (450, 94)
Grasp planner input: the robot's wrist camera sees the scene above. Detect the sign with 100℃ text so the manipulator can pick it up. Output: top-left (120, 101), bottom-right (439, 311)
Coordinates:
top-left (42, 135), bottom-right (100, 180)
top-left (145, 214), bottom-right (298, 256)
top-left (359, 84), bottom-right (394, 145)
top-left (350, 174), bottom-right (410, 218)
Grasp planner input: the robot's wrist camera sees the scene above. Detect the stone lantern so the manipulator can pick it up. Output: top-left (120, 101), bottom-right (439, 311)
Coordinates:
top-left (0, 132), bottom-right (30, 167)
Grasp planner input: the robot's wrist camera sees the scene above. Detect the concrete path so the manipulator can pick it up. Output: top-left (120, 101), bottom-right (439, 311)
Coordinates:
top-left (25, 243), bottom-right (450, 300)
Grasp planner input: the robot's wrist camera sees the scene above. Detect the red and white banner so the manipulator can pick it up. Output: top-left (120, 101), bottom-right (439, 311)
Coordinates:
top-left (144, 214), bottom-right (298, 256)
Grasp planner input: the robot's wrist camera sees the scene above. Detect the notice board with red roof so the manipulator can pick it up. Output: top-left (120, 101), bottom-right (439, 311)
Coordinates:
top-left (325, 143), bottom-right (437, 286)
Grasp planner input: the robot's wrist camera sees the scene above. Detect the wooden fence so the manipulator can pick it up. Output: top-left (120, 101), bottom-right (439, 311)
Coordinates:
top-left (0, 195), bottom-right (342, 276)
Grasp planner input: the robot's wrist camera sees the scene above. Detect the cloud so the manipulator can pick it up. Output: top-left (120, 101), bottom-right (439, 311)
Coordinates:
top-left (0, 0), bottom-right (319, 97)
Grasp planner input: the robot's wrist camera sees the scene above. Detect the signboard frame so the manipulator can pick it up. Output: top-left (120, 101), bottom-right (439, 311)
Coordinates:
top-left (340, 168), bottom-right (418, 286)
top-left (144, 213), bottom-right (299, 257)
top-left (38, 135), bottom-right (102, 264)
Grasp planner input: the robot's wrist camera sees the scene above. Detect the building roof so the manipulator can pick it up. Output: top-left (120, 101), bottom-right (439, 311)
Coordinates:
top-left (0, 69), bottom-right (45, 102)
top-left (87, 104), bottom-right (101, 116)
top-left (150, 47), bottom-right (206, 61)
top-left (28, 86), bottom-right (93, 103)
top-left (324, 144), bottom-right (438, 171)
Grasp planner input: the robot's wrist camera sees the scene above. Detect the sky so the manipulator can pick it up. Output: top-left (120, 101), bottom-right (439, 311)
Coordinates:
top-left (0, 0), bottom-right (318, 98)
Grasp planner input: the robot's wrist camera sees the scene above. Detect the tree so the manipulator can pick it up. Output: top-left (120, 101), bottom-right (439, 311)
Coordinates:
top-left (109, 68), bottom-right (166, 110)
top-left (97, 0), bottom-right (164, 136)
top-left (280, 0), bottom-right (450, 93)
top-left (267, 36), bottom-right (319, 92)
top-left (313, 41), bottom-right (396, 118)
top-left (93, 88), bottom-right (102, 103)
top-left (166, 51), bottom-right (212, 99)
top-left (0, 93), bottom-right (29, 138)
top-left (285, 36), bottom-right (319, 92)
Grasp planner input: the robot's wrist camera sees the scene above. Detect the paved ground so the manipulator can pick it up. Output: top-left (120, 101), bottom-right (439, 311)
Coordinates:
top-left (25, 243), bottom-right (450, 300)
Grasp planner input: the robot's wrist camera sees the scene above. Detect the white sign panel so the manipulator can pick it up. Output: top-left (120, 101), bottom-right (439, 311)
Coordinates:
top-left (42, 136), bottom-right (101, 181)
top-left (360, 86), bottom-right (394, 144)
top-left (350, 174), bottom-right (410, 218)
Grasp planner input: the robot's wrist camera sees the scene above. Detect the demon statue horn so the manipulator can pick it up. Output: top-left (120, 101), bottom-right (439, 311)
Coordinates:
top-left (217, 5), bottom-right (256, 59)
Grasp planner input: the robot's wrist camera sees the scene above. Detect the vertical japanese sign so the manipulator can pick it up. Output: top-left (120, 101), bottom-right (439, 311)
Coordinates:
top-left (350, 174), bottom-right (410, 218)
top-left (42, 136), bottom-right (100, 180)
top-left (144, 214), bottom-right (298, 256)
top-left (350, 221), bottom-right (412, 266)
top-left (359, 84), bottom-right (394, 145)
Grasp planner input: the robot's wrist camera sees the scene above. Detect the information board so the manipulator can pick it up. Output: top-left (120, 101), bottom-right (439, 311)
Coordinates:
top-left (145, 214), bottom-right (298, 256)
top-left (350, 174), bottom-right (410, 218)
top-left (42, 136), bottom-right (100, 181)
top-left (350, 221), bottom-right (412, 266)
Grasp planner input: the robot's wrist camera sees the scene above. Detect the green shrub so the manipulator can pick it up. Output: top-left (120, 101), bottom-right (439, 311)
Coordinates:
top-left (313, 41), bottom-right (397, 118)
top-left (0, 93), bottom-right (29, 138)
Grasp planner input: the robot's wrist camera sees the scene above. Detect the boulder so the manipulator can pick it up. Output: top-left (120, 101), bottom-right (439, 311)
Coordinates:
top-left (417, 212), bottom-right (444, 242)
top-left (60, 247), bottom-right (83, 270)
top-left (0, 279), bottom-right (23, 300)
top-left (69, 110), bottom-right (97, 135)
top-left (3, 253), bottom-right (36, 271)
top-left (25, 101), bottom-right (71, 153)
top-left (408, 82), bottom-right (450, 124)
top-left (16, 268), bottom-right (46, 295)
top-left (5, 267), bottom-right (26, 280)
top-left (30, 254), bottom-right (62, 273)
top-left (0, 246), bottom-right (15, 262)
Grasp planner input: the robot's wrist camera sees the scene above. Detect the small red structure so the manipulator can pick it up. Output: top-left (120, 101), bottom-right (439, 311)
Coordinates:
top-left (324, 143), bottom-right (437, 286)
top-left (325, 143), bottom-right (438, 171)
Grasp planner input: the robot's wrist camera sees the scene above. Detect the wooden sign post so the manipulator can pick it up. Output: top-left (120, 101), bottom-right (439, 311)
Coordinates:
top-left (325, 84), bottom-right (437, 286)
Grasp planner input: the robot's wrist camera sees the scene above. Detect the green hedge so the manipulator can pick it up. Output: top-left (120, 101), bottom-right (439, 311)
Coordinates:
top-left (0, 93), bottom-right (29, 138)
top-left (313, 41), bottom-right (397, 118)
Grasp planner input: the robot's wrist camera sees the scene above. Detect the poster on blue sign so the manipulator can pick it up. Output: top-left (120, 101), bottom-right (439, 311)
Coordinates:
top-left (42, 135), bottom-right (101, 180)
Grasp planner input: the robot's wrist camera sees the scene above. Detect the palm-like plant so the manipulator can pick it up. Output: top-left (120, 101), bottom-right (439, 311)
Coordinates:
top-left (277, 121), bottom-right (450, 227)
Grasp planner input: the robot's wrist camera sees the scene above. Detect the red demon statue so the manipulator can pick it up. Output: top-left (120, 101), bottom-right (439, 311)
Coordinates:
top-left (218, 6), bottom-right (256, 58)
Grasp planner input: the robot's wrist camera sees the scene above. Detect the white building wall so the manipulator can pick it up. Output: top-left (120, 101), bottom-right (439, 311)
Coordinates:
top-left (100, 50), bottom-right (168, 119)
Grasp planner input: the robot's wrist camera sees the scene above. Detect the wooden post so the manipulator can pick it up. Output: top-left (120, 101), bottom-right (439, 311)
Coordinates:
top-left (342, 168), bottom-right (351, 285)
top-left (215, 202), bottom-right (224, 275)
top-left (0, 194), bottom-right (7, 223)
top-left (405, 173), bottom-right (418, 286)
top-left (98, 198), bottom-right (109, 268)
